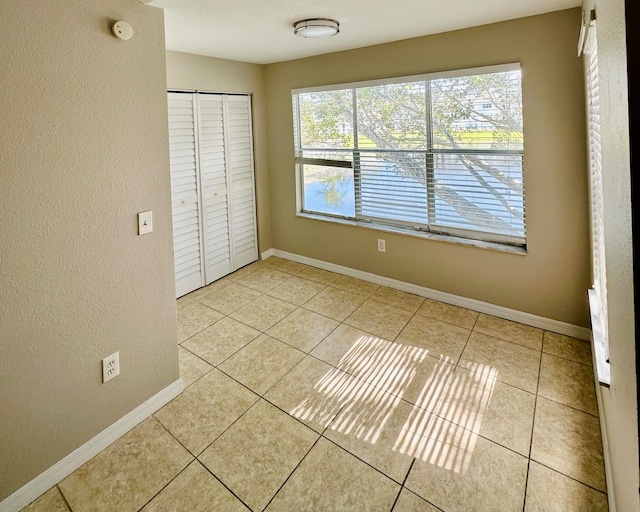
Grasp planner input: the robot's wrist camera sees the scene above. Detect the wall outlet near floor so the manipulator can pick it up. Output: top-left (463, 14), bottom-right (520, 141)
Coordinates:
top-left (377, 239), bottom-right (386, 252)
top-left (102, 352), bottom-right (120, 383)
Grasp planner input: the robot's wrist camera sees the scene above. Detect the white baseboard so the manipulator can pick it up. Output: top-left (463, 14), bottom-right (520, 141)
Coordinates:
top-left (260, 248), bottom-right (274, 260)
top-left (0, 379), bottom-right (184, 512)
top-left (271, 249), bottom-right (592, 341)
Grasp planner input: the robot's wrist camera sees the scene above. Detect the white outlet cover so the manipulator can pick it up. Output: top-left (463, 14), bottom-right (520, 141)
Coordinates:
top-left (138, 211), bottom-right (153, 235)
top-left (102, 352), bottom-right (120, 383)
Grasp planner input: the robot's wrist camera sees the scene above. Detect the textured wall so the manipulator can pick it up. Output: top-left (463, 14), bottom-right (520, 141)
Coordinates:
top-left (0, 0), bottom-right (179, 500)
top-left (581, 0), bottom-right (638, 509)
top-left (265, 9), bottom-right (591, 327)
top-left (165, 51), bottom-right (272, 253)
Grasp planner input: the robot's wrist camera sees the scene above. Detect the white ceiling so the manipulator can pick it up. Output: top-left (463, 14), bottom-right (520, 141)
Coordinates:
top-left (149, 0), bottom-right (580, 65)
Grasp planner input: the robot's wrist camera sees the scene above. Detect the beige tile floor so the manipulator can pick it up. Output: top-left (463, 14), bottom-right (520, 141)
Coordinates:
top-left (23, 257), bottom-right (609, 512)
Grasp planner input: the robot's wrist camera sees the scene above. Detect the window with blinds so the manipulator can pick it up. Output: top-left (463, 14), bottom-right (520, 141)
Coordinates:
top-left (585, 19), bottom-right (610, 367)
top-left (292, 64), bottom-right (525, 246)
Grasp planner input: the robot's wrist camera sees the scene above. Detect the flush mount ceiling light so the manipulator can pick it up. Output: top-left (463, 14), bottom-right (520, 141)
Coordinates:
top-left (293, 18), bottom-right (340, 38)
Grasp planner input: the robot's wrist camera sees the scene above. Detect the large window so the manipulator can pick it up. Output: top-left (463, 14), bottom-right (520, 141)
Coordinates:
top-left (292, 64), bottom-right (525, 246)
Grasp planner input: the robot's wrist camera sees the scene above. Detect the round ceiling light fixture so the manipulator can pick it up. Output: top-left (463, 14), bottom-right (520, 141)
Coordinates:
top-left (293, 18), bottom-right (340, 38)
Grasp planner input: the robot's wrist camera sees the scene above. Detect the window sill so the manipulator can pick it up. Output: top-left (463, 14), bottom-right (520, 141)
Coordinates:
top-left (296, 212), bottom-right (527, 255)
top-left (588, 288), bottom-right (611, 387)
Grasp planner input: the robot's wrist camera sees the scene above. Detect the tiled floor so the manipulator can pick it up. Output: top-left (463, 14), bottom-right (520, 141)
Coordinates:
top-left (23, 257), bottom-right (608, 512)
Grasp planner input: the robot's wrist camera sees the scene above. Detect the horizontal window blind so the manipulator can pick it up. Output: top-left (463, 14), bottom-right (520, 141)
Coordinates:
top-left (586, 22), bottom-right (609, 361)
top-left (293, 64), bottom-right (525, 246)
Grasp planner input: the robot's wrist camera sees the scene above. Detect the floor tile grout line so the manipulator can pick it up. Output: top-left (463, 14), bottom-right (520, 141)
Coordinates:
top-left (267, 316), bottom-right (343, 355)
top-left (540, 349), bottom-right (594, 368)
top-left (56, 484), bottom-right (74, 512)
top-left (389, 459), bottom-right (415, 512)
top-left (467, 328), bottom-right (544, 355)
top-left (535, 393), bottom-right (600, 418)
top-left (178, 343), bottom-right (216, 374)
top-left (259, 435), bottom-right (324, 512)
top-left (227, 302), bottom-right (299, 334)
top-left (410, 307), bottom-right (479, 332)
top-left (176, 312), bottom-right (225, 345)
top-left (522, 336), bottom-right (546, 512)
top-left (318, 435), bottom-right (409, 487)
top-left (196, 459), bottom-right (256, 512)
top-left (152, 415), bottom-right (201, 459)
top-left (187, 326), bottom-right (262, 371)
top-left (529, 460), bottom-right (609, 495)
top-left (260, 394), bottom-right (330, 436)
top-left (190, 392), bottom-right (262, 460)
top-left (153, 367), bottom-right (263, 460)
top-left (214, 358), bottom-right (292, 398)
top-left (394, 459), bottom-right (447, 512)
top-left (135, 459), bottom-right (195, 512)
top-left (452, 312), bottom-right (478, 367)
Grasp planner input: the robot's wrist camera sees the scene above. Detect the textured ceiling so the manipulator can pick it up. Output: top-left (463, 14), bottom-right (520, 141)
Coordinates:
top-left (149, 0), bottom-right (580, 64)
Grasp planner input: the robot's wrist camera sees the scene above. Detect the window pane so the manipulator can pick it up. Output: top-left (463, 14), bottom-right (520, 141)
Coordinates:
top-left (430, 153), bottom-right (524, 237)
top-left (298, 90), bottom-right (354, 149)
top-left (430, 71), bottom-right (523, 151)
top-left (293, 65), bottom-right (526, 246)
top-left (358, 152), bottom-right (428, 224)
top-left (303, 164), bottom-right (355, 217)
top-left (356, 82), bottom-right (426, 150)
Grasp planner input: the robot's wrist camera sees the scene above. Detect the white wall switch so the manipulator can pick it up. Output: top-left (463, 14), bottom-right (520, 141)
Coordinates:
top-left (138, 211), bottom-right (153, 235)
top-left (377, 239), bottom-right (386, 252)
top-left (102, 352), bottom-right (120, 383)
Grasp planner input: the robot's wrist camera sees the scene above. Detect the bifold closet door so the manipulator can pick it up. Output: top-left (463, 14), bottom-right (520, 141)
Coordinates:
top-left (225, 95), bottom-right (258, 269)
top-left (167, 92), bottom-right (204, 298)
top-left (198, 94), bottom-right (233, 284)
top-left (167, 92), bottom-right (258, 298)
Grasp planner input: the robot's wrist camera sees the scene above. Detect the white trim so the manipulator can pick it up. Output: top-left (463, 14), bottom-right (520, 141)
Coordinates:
top-left (0, 379), bottom-right (184, 512)
top-left (260, 248), bottom-right (274, 260)
top-left (295, 212), bottom-right (527, 255)
top-left (593, 369), bottom-right (616, 512)
top-left (292, 63), bottom-right (520, 94)
top-left (272, 249), bottom-right (591, 341)
top-left (588, 288), bottom-right (611, 385)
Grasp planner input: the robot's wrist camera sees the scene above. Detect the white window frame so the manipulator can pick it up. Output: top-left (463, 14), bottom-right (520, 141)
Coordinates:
top-left (583, 13), bottom-right (611, 385)
top-left (292, 63), bottom-right (526, 249)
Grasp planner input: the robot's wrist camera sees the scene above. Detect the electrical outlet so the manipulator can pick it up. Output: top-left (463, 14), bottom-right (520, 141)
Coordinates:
top-left (377, 239), bottom-right (386, 252)
top-left (102, 352), bottom-right (120, 383)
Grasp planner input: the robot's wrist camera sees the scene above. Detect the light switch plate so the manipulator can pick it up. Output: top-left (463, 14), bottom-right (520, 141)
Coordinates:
top-left (138, 211), bottom-right (153, 235)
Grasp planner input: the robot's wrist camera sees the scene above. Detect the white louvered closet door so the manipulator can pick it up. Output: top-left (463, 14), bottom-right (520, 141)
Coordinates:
top-left (167, 92), bottom-right (204, 298)
top-left (167, 92), bottom-right (258, 298)
top-left (225, 95), bottom-right (258, 269)
top-left (197, 95), bottom-right (232, 284)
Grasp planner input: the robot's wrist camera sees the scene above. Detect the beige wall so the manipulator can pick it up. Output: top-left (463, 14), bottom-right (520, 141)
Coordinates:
top-left (0, 0), bottom-right (178, 501)
top-left (581, 0), bottom-right (639, 509)
top-left (165, 51), bottom-right (272, 252)
top-left (264, 9), bottom-right (591, 327)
